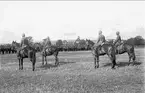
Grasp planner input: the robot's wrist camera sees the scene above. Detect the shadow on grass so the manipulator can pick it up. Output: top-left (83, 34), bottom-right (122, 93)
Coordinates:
top-left (103, 61), bottom-right (142, 68)
top-left (38, 61), bottom-right (76, 69)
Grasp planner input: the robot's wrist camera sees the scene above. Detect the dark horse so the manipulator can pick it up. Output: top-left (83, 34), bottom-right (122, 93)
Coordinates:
top-left (105, 39), bottom-right (136, 65)
top-left (113, 41), bottom-right (136, 65)
top-left (12, 41), bottom-right (36, 71)
top-left (40, 43), bottom-right (59, 66)
top-left (86, 39), bottom-right (116, 69)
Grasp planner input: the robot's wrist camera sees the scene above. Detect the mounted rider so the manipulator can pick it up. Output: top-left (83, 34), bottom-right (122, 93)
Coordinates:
top-left (114, 31), bottom-right (122, 47)
top-left (95, 30), bottom-right (106, 51)
top-left (43, 36), bottom-right (52, 50)
top-left (20, 33), bottom-right (31, 55)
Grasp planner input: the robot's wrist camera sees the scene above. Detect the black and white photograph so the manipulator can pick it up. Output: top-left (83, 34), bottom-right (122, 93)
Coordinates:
top-left (0, 1), bottom-right (145, 93)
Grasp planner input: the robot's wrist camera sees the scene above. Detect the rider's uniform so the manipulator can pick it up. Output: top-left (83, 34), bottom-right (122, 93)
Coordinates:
top-left (43, 37), bottom-right (52, 52)
top-left (21, 37), bottom-right (29, 48)
top-left (95, 34), bottom-right (106, 48)
top-left (114, 35), bottom-right (121, 47)
top-left (44, 37), bottom-right (51, 47)
top-left (20, 37), bottom-right (30, 55)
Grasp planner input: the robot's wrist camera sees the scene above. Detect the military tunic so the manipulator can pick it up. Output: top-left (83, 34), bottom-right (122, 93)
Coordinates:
top-left (20, 37), bottom-right (30, 55)
top-left (21, 37), bottom-right (29, 47)
top-left (114, 35), bottom-right (121, 46)
top-left (44, 38), bottom-right (52, 47)
top-left (95, 34), bottom-right (106, 47)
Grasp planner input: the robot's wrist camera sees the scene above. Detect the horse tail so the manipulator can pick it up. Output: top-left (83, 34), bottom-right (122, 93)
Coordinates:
top-left (126, 43), bottom-right (136, 62)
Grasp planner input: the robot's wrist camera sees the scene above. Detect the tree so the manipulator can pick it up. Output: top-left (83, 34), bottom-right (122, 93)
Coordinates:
top-left (126, 35), bottom-right (145, 46)
top-left (126, 38), bottom-right (134, 45)
top-left (134, 36), bottom-right (145, 45)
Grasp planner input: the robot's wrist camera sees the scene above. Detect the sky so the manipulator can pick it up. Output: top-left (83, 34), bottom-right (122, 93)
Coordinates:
top-left (0, 1), bottom-right (145, 44)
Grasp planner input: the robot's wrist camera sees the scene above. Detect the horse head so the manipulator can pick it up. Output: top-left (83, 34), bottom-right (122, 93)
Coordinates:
top-left (86, 39), bottom-right (95, 47)
top-left (12, 41), bottom-right (20, 49)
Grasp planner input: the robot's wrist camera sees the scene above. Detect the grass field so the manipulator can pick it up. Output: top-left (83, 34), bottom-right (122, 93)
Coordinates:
top-left (0, 48), bottom-right (145, 93)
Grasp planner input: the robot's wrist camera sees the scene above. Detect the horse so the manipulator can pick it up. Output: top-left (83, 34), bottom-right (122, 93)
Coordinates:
top-left (112, 40), bottom-right (136, 65)
top-left (12, 41), bottom-right (36, 71)
top-left (41, 43), bottom-right (59, 66)
top-left (86, 39), bottom-right (116, 69)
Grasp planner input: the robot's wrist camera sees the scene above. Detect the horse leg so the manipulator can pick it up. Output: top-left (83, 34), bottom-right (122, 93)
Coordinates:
top-left (110, 54), bottom-right (116, 69)
top-left (19, 58), bottom-right (21, 70)
top-left (55, 55), bottom-right (59, 66)
top-left (42, 55), bottom-right (44, 66)
top-left (21, 58), bottom-right (23, 70)
top-left (132, 52), bottom-right (136, 65)
top-left (128, 56), bottom-right (131, 66)
top-left (45, 56), bottom-right (47, 65)
top-left (127, 52), bottom-right (132, 66)
top-left (112, 58), bottom-right (116, 69)
top-left (32, 57), bottom-right (36, 71)
top-left (54, 52), bottom-right (59, 66)
top-left (129, 52), bottom-right (136, 66)
top-left (94, 57), bottom-right (96, 69)
top-left (94, 55), bottom-right (99, 69)
top-left (96, 56), bottom-right (99, 68)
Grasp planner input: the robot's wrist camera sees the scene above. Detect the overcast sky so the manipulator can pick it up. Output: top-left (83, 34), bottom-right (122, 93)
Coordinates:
top-left (0, 1), bottom-right (145, 44)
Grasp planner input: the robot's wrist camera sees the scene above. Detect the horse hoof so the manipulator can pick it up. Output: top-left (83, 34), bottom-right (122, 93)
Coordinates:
top-left (95, 66), bottom-right (98, 69)
top-left (94, 66), bottom-right (96, 69)
top-left (55, 63), bottom-right (59, 66)
top-left (111, 67), bottom-right (116, 69)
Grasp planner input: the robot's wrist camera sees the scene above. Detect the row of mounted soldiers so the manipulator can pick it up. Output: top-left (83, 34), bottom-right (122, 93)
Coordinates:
top-left (0, 30), bottom-right (121, 54)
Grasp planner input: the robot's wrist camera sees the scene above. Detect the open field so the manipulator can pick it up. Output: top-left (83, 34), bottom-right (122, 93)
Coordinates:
top-left (0, 48), bottom-right (145, 93)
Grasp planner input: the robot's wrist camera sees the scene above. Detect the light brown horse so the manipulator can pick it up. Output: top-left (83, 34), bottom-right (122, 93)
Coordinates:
top-left (86, 39), bottom-right (116, 69)
top-left (12, 41), bottom-right (36, 71)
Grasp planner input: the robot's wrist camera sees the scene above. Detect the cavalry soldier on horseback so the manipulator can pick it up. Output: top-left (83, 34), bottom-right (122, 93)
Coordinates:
top-left (20, 33), bottom-right (31, 56)
top-left (95, 30), bottom-right (106, 51)
top-left (114, 31), bottom-right (122, 47)
top-left (43, 36), bottom-right (52, 51)
top-left (44, 36), bottom-right (51, 47)
top-left (114, 31), bottom-right (122, 54)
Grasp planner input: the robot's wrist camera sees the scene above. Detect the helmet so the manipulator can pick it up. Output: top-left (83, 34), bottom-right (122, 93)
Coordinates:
top-left (99, 30), bottom-right (102, 35)
top-left (22, 33), bottom-right (25, 37)
top-left (116, 31), bottom-right (120, 35)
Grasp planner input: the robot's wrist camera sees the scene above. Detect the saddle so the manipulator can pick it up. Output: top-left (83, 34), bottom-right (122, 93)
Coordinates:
top-left (20, 45), bottom-right (32, 56)
top-left (94, 43), bottom-right (105, 54)
top-left (115, 42), bottom-right (124, 54)
top-left (44, 46), bottom-right (52, 52)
